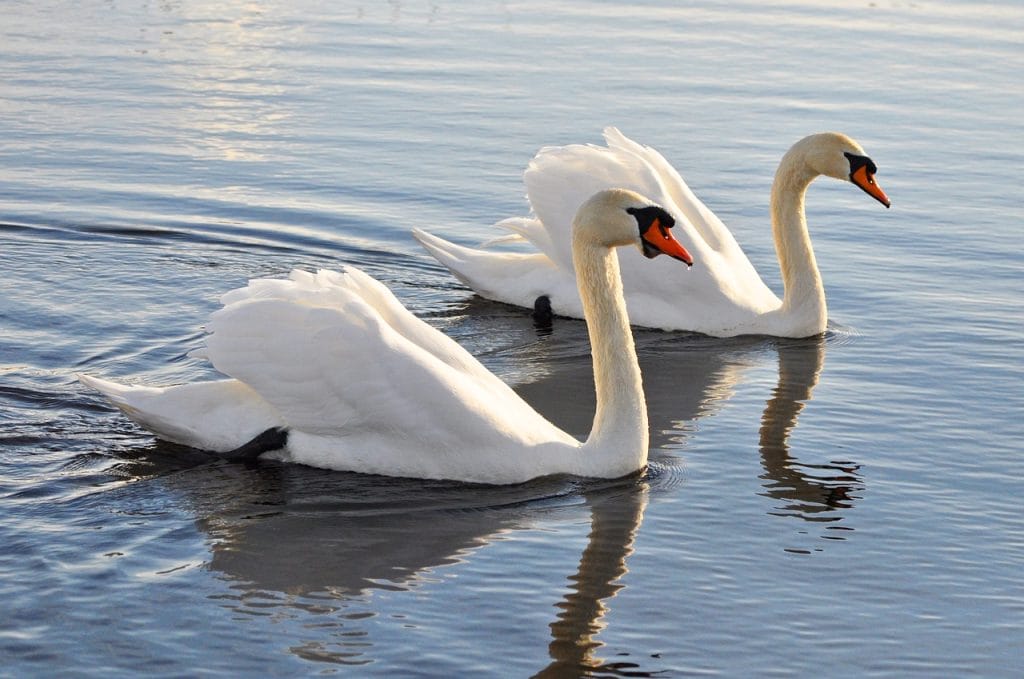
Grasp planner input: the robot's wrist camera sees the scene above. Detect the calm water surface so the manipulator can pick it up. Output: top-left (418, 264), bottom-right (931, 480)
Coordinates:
top-left (2, 1), bottom-right (1022, 676)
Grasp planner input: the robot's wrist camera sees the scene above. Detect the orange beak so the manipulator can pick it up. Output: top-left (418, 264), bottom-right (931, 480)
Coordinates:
top-left (641, 218), bottom-right (693, 266)
top-left (851, 165), bottom-right (891, 208)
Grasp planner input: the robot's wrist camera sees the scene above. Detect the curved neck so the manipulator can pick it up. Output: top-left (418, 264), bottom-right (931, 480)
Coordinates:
top-left (770, 150), bottom-right (827, 332)
top-left (573, 239), bottom-right (648, 476)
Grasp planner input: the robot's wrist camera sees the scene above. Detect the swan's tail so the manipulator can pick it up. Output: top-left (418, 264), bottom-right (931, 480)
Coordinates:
top-left (79, 374), bottom-right (168, 428)
top-left (412, 227), bottom-right (576, 312)
top-left (412, 227), bottom-right (492, 290)
top-left (78, 374), bottom-right (283, 453)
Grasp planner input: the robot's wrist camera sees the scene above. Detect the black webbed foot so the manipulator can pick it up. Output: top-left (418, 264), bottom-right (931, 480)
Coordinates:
top-left (220, 427), bottom-right (288, 463)
top-left (532, 295), bottom-right (554, 329)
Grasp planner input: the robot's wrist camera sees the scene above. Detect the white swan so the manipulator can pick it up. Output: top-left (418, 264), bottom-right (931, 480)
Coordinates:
top-left (79, 189), bottom-right (693, 485)
top-left (413, 128), bottom-right (890, 338)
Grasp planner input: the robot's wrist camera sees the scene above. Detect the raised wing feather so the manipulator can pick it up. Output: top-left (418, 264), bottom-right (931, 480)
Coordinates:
top-left (521, 127), bottom-right (778, 320)
top-left (414, 128), bottom-right (785, 334)
top-left (203, 267), bottom-right (567, 451)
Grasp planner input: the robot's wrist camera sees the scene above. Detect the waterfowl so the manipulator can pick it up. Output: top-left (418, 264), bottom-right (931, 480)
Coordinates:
top-left (80, 188), bottom-right (693, 484)
top-left (414, 128), bottom-right (889, 337)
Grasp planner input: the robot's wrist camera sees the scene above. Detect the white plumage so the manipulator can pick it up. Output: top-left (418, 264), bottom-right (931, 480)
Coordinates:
top-left (414, 128), bottom-right (889, 337)
top-left (81, 189), bottom-right (693, 484)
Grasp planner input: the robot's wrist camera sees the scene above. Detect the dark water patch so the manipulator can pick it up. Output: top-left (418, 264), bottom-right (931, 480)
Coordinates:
top-left (56, 451), bottom-right (119, 473)
top-left (0, 382), bottom-right (79, 411)
top-left (0, 221), bottom-right (38, 235)
top-left (106, 444), bottom-right (642, 515)
top-left (1, 215), bottom-right (362, 259)
top-left (26, 445), bottom-right (644, 605)
top-left (0, 210), bottom-right (428, 276)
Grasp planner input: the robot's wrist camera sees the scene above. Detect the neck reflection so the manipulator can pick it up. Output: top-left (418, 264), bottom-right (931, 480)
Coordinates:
top-left (536, 482), bottom-right (649, 678)
top-left (758, 337), bottom-right (862, 543)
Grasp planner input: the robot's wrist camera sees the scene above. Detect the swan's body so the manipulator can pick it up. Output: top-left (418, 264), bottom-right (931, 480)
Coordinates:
top-left (80, 189), bottom-right (692, 484)
top-left (414, 128), bottom-right (889, 338)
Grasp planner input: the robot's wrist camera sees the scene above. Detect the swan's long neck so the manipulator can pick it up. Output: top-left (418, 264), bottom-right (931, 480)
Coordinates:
top-left (574, 238), bottom-right (648, 476)
top-left (770, 148), bottom-right (827, 333)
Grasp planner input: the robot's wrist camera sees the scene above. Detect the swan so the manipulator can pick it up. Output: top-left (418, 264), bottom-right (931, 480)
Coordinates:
top-left (79, 189), bottom-right (693, 485)
top-left (413, 128), bottom-right (890, 338)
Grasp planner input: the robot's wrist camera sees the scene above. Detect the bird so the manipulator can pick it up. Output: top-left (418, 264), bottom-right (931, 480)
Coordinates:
top-left (79, 188), bottom-right (693, 485)
top-left (413, 128), bottom-right (890, 338)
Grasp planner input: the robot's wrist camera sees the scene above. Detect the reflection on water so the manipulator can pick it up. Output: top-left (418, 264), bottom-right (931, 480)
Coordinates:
top-left (109, 320), bottom-right (861, 667)
top-left (475, 304), bottom-right (862, 548)
top-left (117, 446), bottom-right (651, 669)
top-left (536, 482), bottom-right (649, 678)
top-left (0, 244), bottom-right (868, 668)
top-left (201, 469), bottom-right (522, 597)
top-left (46, 298), bottom-right (861, 673)
top-left (482, 310), bottom-right (766, 443)
top-left (757, 337), bottom-right (863, 551)
top-left (78, 288), bottom-right (864, 669)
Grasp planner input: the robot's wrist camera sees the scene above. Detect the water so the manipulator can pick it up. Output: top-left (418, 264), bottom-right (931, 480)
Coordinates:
top-left (2, 0), bottom-right (1022, 675)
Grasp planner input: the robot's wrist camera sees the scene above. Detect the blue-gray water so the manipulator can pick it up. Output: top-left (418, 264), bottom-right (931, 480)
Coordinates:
top-left (2, 1), bottom-right (1022, 676)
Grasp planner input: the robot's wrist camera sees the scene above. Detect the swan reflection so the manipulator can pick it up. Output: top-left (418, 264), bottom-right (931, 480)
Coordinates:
top-left (109, 310), bottom-right (860, 667)
top-left (494, 310), bottom-right (862, 532)
top-left (535, 482), bottom-right (649, 678)
top-left (122, 450), bottom-right (652, 669)
top-left (497, 317), bottom-right (863, 555)
top-left (757, 336), bottom-right (863, 543)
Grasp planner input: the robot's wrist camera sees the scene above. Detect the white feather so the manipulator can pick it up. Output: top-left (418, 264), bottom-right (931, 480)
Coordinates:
top-left (415, 128), bottom-right (889, 337)
top-left (81, 189), bottom-right (688, 484)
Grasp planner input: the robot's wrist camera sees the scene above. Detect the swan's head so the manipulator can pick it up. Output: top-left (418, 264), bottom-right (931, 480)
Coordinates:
top-left (573, 188), bottom-right (694, 266)
top-left (800, 132), bottom-right (891, 208)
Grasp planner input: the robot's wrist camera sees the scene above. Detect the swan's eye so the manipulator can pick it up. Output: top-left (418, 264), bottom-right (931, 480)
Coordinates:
top-left (844, 151), bottom-right (878, 176)
top-left (626, 205), bottom-right (675, 232)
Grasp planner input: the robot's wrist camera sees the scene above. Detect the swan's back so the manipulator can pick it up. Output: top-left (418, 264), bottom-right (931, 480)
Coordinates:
top-left (203, 267), bottom-right (577, 479)
top-left (521, 128), bottom-right (780, 329)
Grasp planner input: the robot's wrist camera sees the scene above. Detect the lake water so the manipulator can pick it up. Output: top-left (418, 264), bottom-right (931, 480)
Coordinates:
top-left (2, 0), bottom-right (1022, 675)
